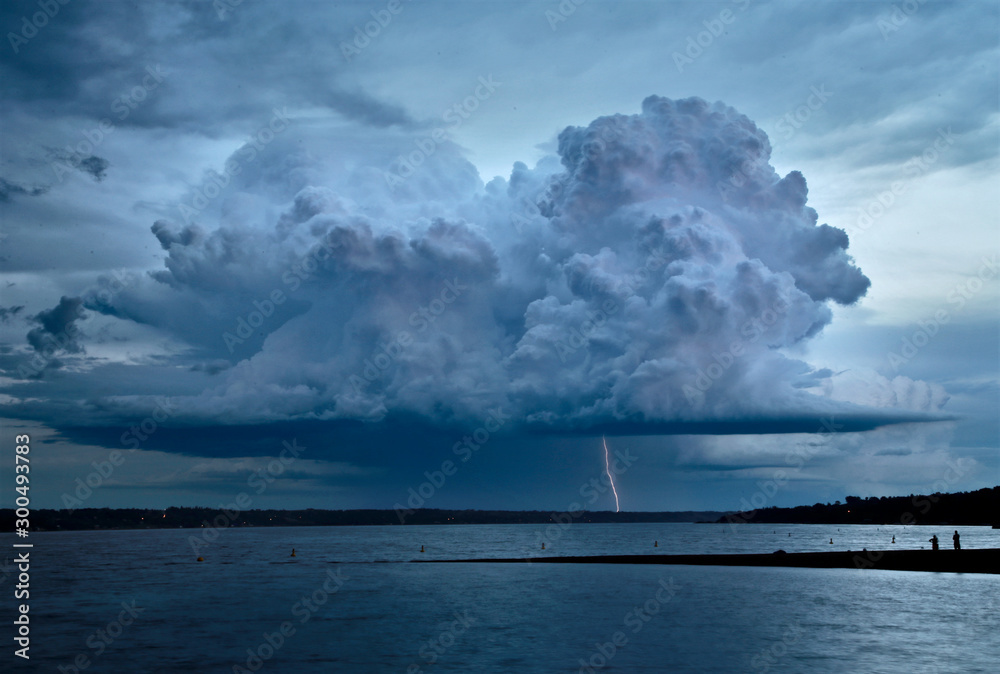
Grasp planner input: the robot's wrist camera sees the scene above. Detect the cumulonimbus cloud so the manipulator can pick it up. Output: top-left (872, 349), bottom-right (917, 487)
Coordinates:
top-left (33, 95), bottom-right (949, 433)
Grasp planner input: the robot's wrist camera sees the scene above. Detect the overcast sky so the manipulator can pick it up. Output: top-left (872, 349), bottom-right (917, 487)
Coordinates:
top-left (1, 0), bottom-right (997, 513)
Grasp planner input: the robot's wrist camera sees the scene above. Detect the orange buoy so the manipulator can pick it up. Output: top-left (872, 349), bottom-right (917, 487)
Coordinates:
top-left (197, 557), bottom-right (204, 562)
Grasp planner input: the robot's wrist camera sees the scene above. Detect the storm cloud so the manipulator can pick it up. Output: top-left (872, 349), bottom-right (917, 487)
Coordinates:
top-left (1, 0), bottom-right (993, 510)
top-left (24, 94), bottom-right (948, 439)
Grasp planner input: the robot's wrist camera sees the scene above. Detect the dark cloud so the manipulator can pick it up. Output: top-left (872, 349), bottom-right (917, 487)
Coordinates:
top-left (36, 407), bottom-right (945, 464)
top-left (76, 155), bottom-right (109, 181)
top-left (25, 295), bottom-right (86, 360)
top-left (873, 448), bottom-right (912, 457)
top-left (48, 151), bottom-right (110, 182)
top-left (325, 88), bottom-right (418, 129)
top-left (0, 305), bottom-right (25, 321)
top-left (0, 177), bottom-right (48, 201)
top-left (0, 0), bottom-right (420, 135)
top-left (189, 359), bottom-right (232, 375)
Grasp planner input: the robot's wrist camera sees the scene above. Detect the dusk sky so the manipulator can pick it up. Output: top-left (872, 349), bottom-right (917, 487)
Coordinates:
top-left (1, 0), bottom-right (997, 512)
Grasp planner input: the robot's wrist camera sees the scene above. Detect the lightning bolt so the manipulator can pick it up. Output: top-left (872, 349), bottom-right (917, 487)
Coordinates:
top-left (602, 435), bottom-right (620, 513)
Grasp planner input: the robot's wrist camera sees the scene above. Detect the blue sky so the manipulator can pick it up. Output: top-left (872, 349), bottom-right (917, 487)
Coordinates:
top-left (0, 0), bottom-right (997, 512)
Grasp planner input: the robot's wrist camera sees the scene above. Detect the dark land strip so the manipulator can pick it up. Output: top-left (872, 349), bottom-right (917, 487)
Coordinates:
top-left (417, 549), bottom-right (1000, 574)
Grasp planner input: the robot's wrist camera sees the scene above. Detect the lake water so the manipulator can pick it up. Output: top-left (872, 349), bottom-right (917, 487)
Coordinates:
top-left (4, 523), bottom-right (998, 673)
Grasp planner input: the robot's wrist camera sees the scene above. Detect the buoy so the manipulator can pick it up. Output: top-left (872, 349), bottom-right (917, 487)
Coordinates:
top-left (541, 542), bottom-right (545, 550)
top-left (829, 538), bottom-right (834, 544)
top-left (291, 548), bottom-right (296, 557)
top-left (420, 545), bottom-right (425, 553)
top-left (197, 557), bottom-right (204, 562)
top-left (788, 533), bottom-right (791, 537)
top-left (891, 536), bottom-right (895, 543)
top-left (654, 540), bottom-right (658, 548)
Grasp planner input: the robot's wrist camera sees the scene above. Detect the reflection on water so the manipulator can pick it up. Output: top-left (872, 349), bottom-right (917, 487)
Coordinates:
top-left (4, 523), bottom-right (997, 673)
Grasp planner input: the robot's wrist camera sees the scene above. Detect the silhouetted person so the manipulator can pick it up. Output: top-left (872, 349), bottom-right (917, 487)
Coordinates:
top-left (953, 531), bottom-right (960, 550)
top-left (929, 535), bottom-right (939, 551)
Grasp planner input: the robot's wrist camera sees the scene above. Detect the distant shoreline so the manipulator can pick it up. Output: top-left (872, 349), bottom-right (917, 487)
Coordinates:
top-left (717, 486), bottom-right (997, 527)
top-left (1, 495), bottom-right (996, 532)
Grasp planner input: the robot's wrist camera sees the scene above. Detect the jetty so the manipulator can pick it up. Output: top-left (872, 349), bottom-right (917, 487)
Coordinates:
top-left (420, 549), bottom-right (1000, 574)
